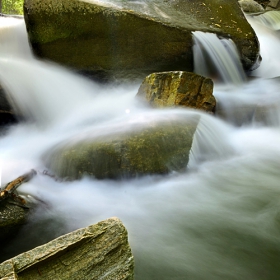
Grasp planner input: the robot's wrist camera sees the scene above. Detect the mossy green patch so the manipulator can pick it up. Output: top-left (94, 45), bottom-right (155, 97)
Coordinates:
top-left (45, 118), bottom-right (199, 180)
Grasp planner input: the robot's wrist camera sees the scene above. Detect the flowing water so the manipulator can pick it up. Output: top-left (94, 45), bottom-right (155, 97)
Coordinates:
top-left (1, 12), bottom-right (280, 280)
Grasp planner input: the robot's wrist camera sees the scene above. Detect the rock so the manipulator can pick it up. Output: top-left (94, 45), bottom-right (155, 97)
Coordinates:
top-left (0, 217), bottom-right (134, 280)
top-left (0, 199), bottom-right (29, 242)
top-left (267, 0), bottom-right (280, 9)
top-left (0, 85), bottom-right (17, 127)
top-left (23, 0), bottom-right (260, 81)
top-left (137, 71), bottom-right (215, 113)
top-left (43, 116), bottom-right (199, 180)
top-left (0, 170), bottom-right (37, 242)
top-left (238, 0), bottom-right (265, 13)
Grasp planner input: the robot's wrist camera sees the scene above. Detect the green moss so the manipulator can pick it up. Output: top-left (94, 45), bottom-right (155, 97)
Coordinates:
top-left (45, 119), bottom-right (199, 180)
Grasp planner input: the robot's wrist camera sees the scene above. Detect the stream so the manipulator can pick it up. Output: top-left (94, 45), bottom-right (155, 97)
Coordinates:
top-left (1, 11), bottom-right (280, 280)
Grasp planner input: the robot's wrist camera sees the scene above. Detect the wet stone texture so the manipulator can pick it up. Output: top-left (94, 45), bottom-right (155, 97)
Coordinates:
top-left (24, 0), bottom-right (260, 81)
top-left (137, 71), bottom-right (216, 113)
top-left (0, 217), bottom-right (134, 280)
top-left (44, 117), bottom-right (199, 180)
top-left (0, 199), bottom-right (29, 242)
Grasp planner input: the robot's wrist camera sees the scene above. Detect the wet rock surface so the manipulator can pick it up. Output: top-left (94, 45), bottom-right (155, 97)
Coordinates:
top-left (0, 217), bottom-right (134, 280)
top-left (137, 71), bottom-right (216, 113)
top-left (0, 199), bottom-right (29, 242)
top-left (24, 0), bottom-right (260, 81)
top-left (44, 117), bottom-right (199, 180)
top-left (239, 0), bottom-right (265, 13)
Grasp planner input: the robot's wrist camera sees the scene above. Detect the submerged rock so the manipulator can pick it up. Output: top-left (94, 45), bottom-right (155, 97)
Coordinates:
top-left (0, 217), bottom-right (134, 279)
top-left (23, 0), bottom-right (260, 81)
top-left (44, 116), bottom-right (199, 180)
top-left (137, 71), bottom-right (215, 113)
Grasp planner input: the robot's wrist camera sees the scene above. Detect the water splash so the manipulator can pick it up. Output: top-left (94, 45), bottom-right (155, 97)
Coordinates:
top-left (247, 13), bottom-right (280, 78)
top-left (193, 31), bottom-right (246, 84)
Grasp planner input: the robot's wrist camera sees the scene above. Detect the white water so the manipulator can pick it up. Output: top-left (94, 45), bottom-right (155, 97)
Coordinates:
top-left (1, 14), bottom-right (280, 280)
top-left (193, 31), bottom-right (246, 84)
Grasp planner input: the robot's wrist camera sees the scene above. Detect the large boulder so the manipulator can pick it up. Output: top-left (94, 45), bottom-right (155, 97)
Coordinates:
top-left (0, 217), bottom-right (134, 280)
top-left (137, 71), bottom-right (216, 113)
top-left (23, 0), bottom-right (260, 81)
top-left (43, 116), bottom-right (199, 180)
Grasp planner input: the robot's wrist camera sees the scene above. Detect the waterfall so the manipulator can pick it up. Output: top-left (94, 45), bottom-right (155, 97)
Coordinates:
top-left (251, 10), bottom-right (280, 30)
top-left (247, 11), bottom-right (280, 78)
top-left (192, 31), bottom-right (246, 84)
top-left (1, 13), bottom-right (280, 280)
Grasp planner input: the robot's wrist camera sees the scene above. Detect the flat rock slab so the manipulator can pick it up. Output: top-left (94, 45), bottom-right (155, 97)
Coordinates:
top-left (0, 217), bottom-right (134, 280)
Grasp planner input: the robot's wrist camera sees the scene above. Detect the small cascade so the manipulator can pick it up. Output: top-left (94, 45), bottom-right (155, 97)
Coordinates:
top-left (0, 17), bottom-right (32, 59)
top-left (252, 11), bottom-right (280, 30)
top-left (192, 31), bottom-right (246, 84)
top-left (246, 13), bottom-right (280, 78)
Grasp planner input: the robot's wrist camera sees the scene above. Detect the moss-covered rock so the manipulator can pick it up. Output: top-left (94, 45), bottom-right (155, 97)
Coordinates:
top-left (24, 0), bottom-right (260, 81)
top-left (0, 217), bottom-right (134, 280)
top-left (137, 71), bottom-right (215, 113)
top-left (44, 117), bottom-right (199, 180)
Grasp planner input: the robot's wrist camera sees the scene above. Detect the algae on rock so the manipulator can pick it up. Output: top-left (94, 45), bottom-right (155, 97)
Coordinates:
top-left (44, 117), bottom-right (199, 180)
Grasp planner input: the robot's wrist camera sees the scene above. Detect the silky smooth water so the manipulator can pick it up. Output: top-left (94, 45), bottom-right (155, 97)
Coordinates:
top-left (1, 14), bottom-right (280, 280)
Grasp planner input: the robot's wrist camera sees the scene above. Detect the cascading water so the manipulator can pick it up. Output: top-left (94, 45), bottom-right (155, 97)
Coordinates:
top-left (192, 31), bottom-right (247, 84)
top-left (1, 12), bottom-right (280, 280)
top-left (251, 10), bottom-right (280, 30)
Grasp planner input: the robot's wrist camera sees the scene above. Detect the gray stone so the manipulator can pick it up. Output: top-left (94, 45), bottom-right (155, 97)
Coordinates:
top-left (238, 0), bottom-right (265, 13)
top-left (268, 0), bottom-right (280, 8)
top-left (0, 217), bottom-right (134, 280)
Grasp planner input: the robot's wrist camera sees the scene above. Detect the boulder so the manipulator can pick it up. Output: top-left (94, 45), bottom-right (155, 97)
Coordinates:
top-left (23, 0), bottom-right (260, 81)
top-left (0, 217), bottom-right (134, 280)
top-left (137, 71), bottom-right (215, 113)
top-left (0, 199), bottom-right (29, 242)
top-left (238, 0), bottom-right (265, 13)
top-left (267, 0), bottom-right (280, 10)
top-left (43, 116), bottom-right (199, 180)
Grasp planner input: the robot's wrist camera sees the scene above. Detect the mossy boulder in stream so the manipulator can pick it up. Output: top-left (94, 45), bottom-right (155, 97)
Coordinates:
top-left (44, 116), bottom-right (199, 180)
top-left (0, 217), bottom-right (134, 280)
top-left (24, 0), bottom-right (260, 81)
top-left (137, 71), bottom-right (216, 113)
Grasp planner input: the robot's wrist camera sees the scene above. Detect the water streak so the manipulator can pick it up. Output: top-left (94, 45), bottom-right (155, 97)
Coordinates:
top-left (193, 31), bottom-right (246, 84)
